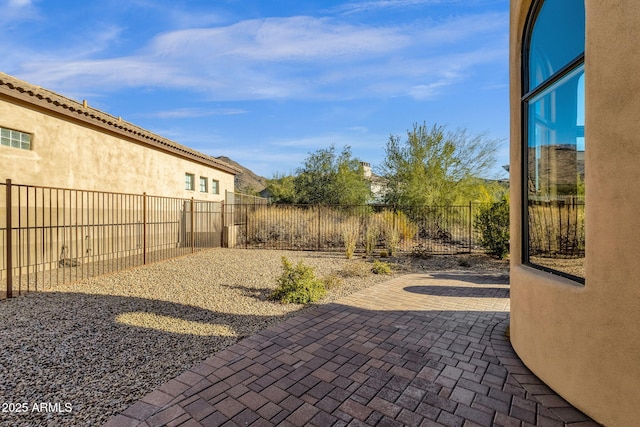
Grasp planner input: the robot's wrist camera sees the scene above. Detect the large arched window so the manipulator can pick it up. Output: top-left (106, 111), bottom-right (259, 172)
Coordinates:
top-left (523, 0), bottom-right (585, 282)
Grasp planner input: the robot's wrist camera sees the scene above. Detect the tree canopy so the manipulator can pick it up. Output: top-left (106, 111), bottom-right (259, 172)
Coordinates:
top-left (267, 145), bottom-right (372, 205)
top-left (380, 123), bottom-right (503, 206)
top-left (265, 173), bottom-right (298, 204)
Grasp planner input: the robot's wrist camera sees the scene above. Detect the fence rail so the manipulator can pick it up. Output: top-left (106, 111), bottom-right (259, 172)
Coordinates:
top-left (229, 203), bottom-right (477, 255)
top-left (1, 179), bottom-right (505, 302)
top-left (1, 180), bottom-right (224, 300)
top-left (528, 198), bottom-right (585, 257)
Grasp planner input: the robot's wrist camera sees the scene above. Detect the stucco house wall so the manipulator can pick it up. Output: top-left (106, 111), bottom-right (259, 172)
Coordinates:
top-left (0, 72), bottom-right (238, 199)
top-left (510, 1), bottom-right (640, 425)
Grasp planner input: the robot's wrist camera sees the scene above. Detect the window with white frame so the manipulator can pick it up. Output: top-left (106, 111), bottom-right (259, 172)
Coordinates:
top-left (199, 176), bottom-right (208, 193)
top-left (1, 127), bottom-right (31, 150)
top-left (211, 179), bottom-right (219, 195)
top-left (185, 173), bottom-right (195, 191)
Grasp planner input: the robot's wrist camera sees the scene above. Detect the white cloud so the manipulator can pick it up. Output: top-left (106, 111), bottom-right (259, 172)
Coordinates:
top-left (11, 11), bottom-right (507, 102)
top-left (150, 16), bottom-right (408, 61)
top-left (149, 108), bottom-right (248, 119)
top-left (332, 0), bottom-right (452, 15)
top-left (0, 0), bottom-right (38, 26)
top-left (8, 0), bottom-right (31, 7)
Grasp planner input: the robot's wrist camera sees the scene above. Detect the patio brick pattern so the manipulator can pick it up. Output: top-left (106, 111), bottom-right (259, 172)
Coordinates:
top-left (105, 272), bottom-right (599, 427)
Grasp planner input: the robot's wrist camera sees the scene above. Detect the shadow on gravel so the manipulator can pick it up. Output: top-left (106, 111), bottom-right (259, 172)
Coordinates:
top-left (221, 284), bottom-right (273, 301)
top-left (0, 291), bottom-right (293, 427)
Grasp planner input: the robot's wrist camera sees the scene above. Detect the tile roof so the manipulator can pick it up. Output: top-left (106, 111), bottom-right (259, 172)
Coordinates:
top-left (0, 72), bottom-right (241, 175)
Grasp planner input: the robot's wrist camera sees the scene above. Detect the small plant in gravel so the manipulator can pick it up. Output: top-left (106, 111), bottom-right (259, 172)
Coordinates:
top-left (384, 223), bottom-right (400, 256)
top-left (364, 226), bottom-right (379, 256)
top-left (323, 274), bottom-right (344, 290)
top-left (339, 262), bottom-right (371, 278)
top-left (342, 217), bottom-right (361, 259)
top-left (457, 256), bottom-right (472, 268)
top-left (270, 257), bottom-right (326, 304)
top-left (410, 244), bottom-right (432, 259)
top-left (371, 260), bottom-right (392, 275)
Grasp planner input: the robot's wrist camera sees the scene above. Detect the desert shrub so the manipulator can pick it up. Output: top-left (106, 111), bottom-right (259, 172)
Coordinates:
top-left (339, 262), bottom-right (371, 278)
top-left (474, 196), bottom-right (510, 259)
top-left (378, 212), bottom-right (400, 256)
top-left (394, 210), bottom-right (419, 240)
top-left (323, 274), bottom-right (344, 289)
top-left (410, 244), bottom-right (432, 259)
top-left (378, 211), bottom-right (418, 240)
top-left (247, 206), bottom-right (317, 246)
top-left (375, 210), bottom-right (419, 256)
top-left (363, 218), bottom-right (381, 256)
top-left (341, 217), bottom-right (361, 259)
top-left (457, 256), bottom-right (472, 268)
top-left (371, 260), bottom-right (392, 275)
top-left (270, 257), bottom-right (326, 304)
top-left (247, 205), bottom-right (363, 250)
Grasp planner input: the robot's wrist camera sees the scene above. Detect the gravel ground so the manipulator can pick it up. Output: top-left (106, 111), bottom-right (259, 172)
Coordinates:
top-left (0, 248), bottom-right (507, 426)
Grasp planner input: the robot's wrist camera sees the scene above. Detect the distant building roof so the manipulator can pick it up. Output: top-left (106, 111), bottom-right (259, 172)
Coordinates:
top-left (0, 72), bottom-right (241, 175)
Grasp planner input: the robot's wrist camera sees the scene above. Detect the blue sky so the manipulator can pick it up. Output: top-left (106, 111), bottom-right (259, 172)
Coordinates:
top-left (1, 0), bottom-right (509, 179)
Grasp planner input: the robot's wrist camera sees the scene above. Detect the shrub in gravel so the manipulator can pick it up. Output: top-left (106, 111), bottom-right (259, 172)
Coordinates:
top-left (372, 260), bottom-right (392, 275)
top-left (323, 274), bottom-right (344, 290)
top-left (474, 196), bottom-right (510, 259)
top-left (270, 257), bottom-right (327, 304)
top-left (342, 217), bottom-right (361, 259)
top-left (339, 262), bottom-right (371, 278)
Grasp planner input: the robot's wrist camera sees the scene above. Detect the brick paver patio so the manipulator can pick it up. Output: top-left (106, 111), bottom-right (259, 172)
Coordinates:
top-left (105, 272), bottom-right (599, 427)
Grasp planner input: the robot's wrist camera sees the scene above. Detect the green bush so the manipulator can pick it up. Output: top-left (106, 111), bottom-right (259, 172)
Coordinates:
top-left (371, 259), bottom-right (392, 275)
top-left (270, 257), bottom-right (326, 304)
top-left (474, 196), bottom-right (510, 259)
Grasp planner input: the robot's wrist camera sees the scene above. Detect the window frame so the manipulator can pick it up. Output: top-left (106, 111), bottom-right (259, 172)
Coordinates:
top-left (211, 179), bottom-right (219, 195)
top-left (0, 126), bottom-right (32, 150)
top-left (521, 0), bottom-right (586, 284)
top-left (199, 176), bottom-right (208, 193)
top-left (185, 173), bottom-right (195, 191)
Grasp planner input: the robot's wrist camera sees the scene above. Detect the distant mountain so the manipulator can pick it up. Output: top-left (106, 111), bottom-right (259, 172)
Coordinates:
top-left (216, 156), bottom-right (268, 195)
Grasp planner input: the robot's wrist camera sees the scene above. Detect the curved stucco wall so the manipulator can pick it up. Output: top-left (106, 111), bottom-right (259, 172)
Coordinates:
top-left (510, 1), bottom-right (640, 425)
top-left (0, 98), bottom-right (234, 201)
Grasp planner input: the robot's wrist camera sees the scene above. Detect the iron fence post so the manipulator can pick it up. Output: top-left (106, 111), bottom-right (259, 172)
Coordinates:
top-left (245, 204), bottom-right (248, 249)
top-left (190, 197), bottom-right (195, 252)
top-left (5, 179), bottom-right (12, 299)
top-left (469, 201), bottom-right (473, 252)
top-left (220, 200), bottom-right (225, 248)
top-left (143, 192), bottom-right (147, 265)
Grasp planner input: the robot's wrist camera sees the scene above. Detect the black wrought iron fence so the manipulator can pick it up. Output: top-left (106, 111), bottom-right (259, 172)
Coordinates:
top-left (528, 196), bottom-right (585, 257)
top-left (1, 178), bottom-right (494, 302)
top-left (229, 203), bottom-right (476, 255)
top-left (1, 180), bottom-right (223, 300)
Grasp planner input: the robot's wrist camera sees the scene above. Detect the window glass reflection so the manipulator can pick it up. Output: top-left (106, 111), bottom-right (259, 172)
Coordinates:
top-left (529, 0), bottom-right (585, 90)
top-left (527, 65), bottom-right (585, 278)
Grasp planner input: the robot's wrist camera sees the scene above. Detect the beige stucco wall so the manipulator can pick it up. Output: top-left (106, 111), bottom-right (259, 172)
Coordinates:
top-left (0, 97), bottom-right (234, 201)
top-left (510, 1), bottom-right (640, 425)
